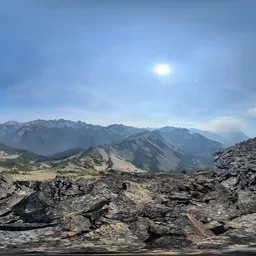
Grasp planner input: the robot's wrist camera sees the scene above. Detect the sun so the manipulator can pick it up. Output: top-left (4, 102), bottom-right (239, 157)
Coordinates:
top-left (153, 64), bottom-right (172, 76)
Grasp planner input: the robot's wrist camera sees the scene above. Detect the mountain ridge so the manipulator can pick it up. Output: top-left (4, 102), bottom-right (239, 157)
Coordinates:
top-left (190, 128), bottom-right (250, 146)
top-left (0, 119), bottom-right (122, 155)
top-left (46, 130), bottom-right (222, 173)
top-left (0, 119), bottom-right (233, 155)
top-left (0, 119), bottom-right (247, 172)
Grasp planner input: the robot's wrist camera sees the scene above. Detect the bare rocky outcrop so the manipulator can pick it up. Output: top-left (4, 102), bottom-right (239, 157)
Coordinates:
top-left (214, 138), bottom-right (256, 216)
top-left (0, 168), bottom-right (255, 254)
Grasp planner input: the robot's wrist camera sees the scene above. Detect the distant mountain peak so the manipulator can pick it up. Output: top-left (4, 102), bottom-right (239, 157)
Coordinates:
top-left (3, 121), bottom-right (21, 125)
top-left (190, 128), bottom-right (250, 146)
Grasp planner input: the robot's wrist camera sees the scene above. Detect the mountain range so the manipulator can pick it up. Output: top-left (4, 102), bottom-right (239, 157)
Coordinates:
top-left (0, 119), bottom-right (249, 155)
top-left (0, 120), bottom-right (122, 155)
top-left (0, 119), bottom-right (250, 172)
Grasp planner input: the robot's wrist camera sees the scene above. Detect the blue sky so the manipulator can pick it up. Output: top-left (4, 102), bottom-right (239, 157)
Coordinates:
top-left (1, 0), bottom-right (256, 136)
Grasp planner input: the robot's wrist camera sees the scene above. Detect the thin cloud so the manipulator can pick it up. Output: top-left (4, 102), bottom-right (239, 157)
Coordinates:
top-left (244, 107), bottom-right (256, 117)
top-left (193, 117), bottom-right (243, 132)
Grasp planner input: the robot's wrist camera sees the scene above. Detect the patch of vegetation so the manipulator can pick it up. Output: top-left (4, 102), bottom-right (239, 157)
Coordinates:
top-left (21, 171), bottom-right (31, 175)
top-left (84, 161), bottom-right (95, 170)
top-left (56, 170), bottom-right (88, 178)
top-left (106, 157), bottom-right (113, 169)
top-left (2, 169), bottom-right (32, 175)
top-left (76, 172), bottom-right (89, 177)
top-left (3, 169), bottom-right (21, 174)
top-left (0, 158), bottom-right (32, 171)
top-left (105, 168), bottom-right (120, 175)
top-left (92, 158), bottom-right (103, 166)
top-left (55, 170), bottom-right (92, 180)
top-left (56, 170), bottom-right (74, 175)
top-left (55, 173), bottom-right (75, 179)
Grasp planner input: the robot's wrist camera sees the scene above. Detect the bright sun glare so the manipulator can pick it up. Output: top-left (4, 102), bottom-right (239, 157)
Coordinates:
top-left (154, 64), bottom-right (172, 76)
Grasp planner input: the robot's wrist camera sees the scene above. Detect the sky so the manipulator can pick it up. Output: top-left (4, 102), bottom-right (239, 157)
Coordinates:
top-left (1, 0), bottom-right (256, 136)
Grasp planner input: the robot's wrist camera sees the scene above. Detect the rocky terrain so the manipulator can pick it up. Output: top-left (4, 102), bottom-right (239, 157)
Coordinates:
top-left (215, 138), bottom-right (256, 192)
top-left (0, 138), bottom-right (255, 254)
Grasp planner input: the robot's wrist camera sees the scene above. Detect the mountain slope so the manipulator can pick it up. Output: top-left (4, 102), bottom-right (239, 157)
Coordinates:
top-left (190, 128), bottom-right (250, 146)
top-left (52, 130), bottom-right (222, 173)
top-left (107, 124), bottom-right (147, 137)
top-left (156, 127), bottom-right (223, 168)
top-left (0, 119), bottom-right (122, 155)
top-left (105, 131), bottom-right (183, 172)
top-left (189, 128), bottom-right (229, 145)
top-left (53, 131), bottom-right (183, 173)
top-left (218, 131), bottom-right (250, 145)
top-left (0, 141), bottom-right (40, 171)
top-left (0, 141), bottom-right (38, 159)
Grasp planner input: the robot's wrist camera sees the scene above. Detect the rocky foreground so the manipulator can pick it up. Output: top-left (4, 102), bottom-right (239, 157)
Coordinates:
top-left (0, 140), bottom-right (256, 254)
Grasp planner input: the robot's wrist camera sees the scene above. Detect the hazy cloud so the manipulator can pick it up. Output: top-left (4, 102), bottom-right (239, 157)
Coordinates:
top-left (194, 117), bottom-right (243, 132)
top-left (244, 107), bottom-right (256, 117)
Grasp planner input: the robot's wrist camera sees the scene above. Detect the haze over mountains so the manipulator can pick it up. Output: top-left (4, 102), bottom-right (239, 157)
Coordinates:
top-left (190, 128), bottom-right (250, 147)
top-left (0, 119), bottom-right (249, 155)
top-left (0, 119), bottom-right (250, 173)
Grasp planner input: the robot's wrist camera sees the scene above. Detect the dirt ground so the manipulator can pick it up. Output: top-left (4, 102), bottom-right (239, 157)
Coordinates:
top-left (12, 170), bottom-right (57, 181)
